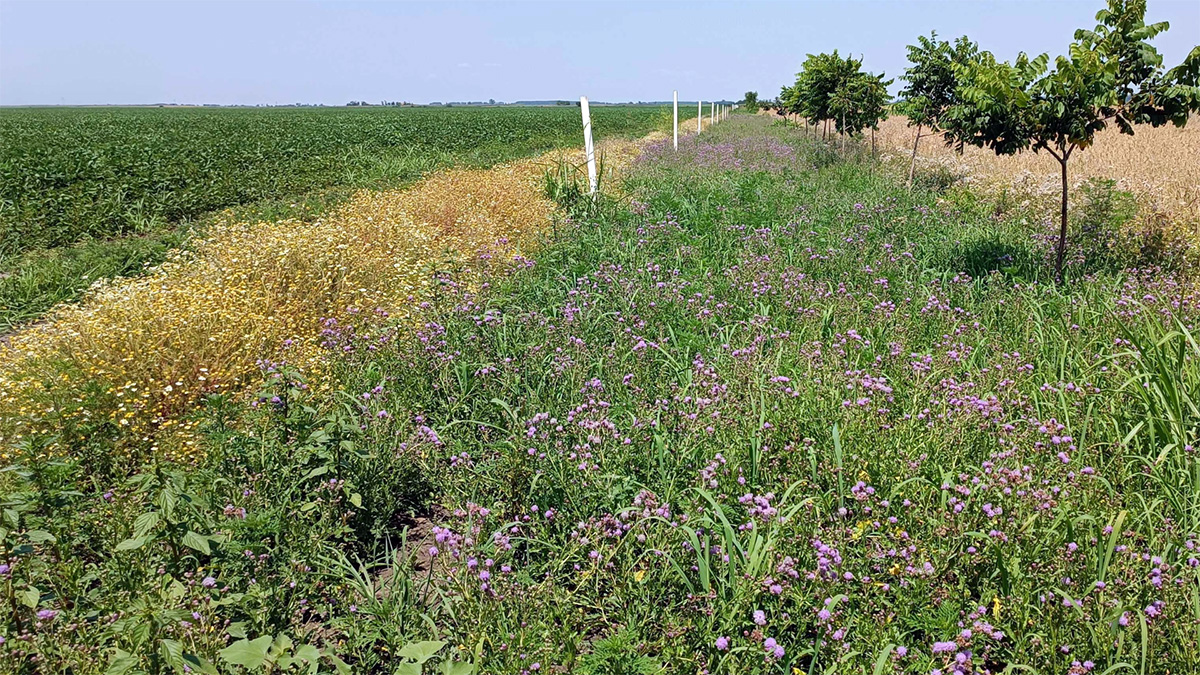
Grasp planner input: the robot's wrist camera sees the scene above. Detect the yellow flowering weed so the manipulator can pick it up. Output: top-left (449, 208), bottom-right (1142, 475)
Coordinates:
top-left (0, 139), bottom-right (643, 466)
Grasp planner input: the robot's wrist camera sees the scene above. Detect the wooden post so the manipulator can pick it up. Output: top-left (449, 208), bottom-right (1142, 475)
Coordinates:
top-left (580, 96), bottom-right (597, 195)
top-left (673, 90), bottom-right (678, 151)
top-left (698, 100), bottom-right (702, 133)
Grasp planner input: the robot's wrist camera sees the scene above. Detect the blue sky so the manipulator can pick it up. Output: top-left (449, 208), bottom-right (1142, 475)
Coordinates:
top-left (1, 0), bottom-right (1197, 106)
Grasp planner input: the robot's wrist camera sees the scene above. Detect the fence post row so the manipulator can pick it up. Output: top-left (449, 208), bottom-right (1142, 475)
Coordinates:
top-left (580, 96), bottom-right (597, 195)
top-left (673, 90), bottom-right (678, 151)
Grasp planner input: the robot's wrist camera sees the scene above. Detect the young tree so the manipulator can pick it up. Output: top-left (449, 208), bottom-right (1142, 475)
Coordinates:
top-left (949, 0), bottom-right (1199, 283)
top-left (791, 51), bottom-right (864, 140)
top-left (829, 71), bottom-right (893, 153)
top-left (897, 32), bottom-right (980, 186)
top-left (742, 91), bottom-right (760, 112)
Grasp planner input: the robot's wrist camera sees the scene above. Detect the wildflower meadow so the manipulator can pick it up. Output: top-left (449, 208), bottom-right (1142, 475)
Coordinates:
top-left (3, 110), bottom-right (1198, 674)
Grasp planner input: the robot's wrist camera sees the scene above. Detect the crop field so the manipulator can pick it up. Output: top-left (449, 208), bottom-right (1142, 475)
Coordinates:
top-left (0, 105), bottom-right (676, 253)
top-left (0, 105), bottom-right (684, 328)
top-left (872, 114), bottom-right (1200, 220)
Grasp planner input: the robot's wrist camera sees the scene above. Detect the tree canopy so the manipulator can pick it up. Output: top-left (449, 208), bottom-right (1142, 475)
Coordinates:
top-left (781, 51), bottom-right (892, 139)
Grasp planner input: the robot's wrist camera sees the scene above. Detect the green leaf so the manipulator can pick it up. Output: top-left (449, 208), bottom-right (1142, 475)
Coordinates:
top-left (181, 531), bottom-right (212, 555)
top-left (105, 649), bottom-right (140, 675)
top-left (281, 644), bottom-right (321, 675)
top-left (349, 493), bottom-right (362, 508)
top-left (395, 663), bottom-right (422, 675)
top-left (18, 587), bottom-right (40, 608)
top-left (181, 653), bottom-right (220, 675)
top-left (269, 634), bottom-right (294, 660)
top-left (292, 644), bottom-right (321, 663)
top-left (219, 636), bottom-right (273, 669)
top-left (398, 640), bottom-right (447, 664)
top-left (440, 660), bottom-right (475, 675)
top-left (133, 511), bottom-right (160, 538)
top-left (116, 536), bottom-right (148, 552)
top-left (159, 639), bottom-right (184, 669)
top-left (25, 529), bottom-right (56, 543)
top-left (327, 653), bottom-right (351, 675)
top-left (302, 465), bottom-right (329, 481)
top-left (227, 622), bottom-right (248, 639)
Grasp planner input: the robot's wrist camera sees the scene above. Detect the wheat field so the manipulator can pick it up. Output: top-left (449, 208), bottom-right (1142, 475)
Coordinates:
top-left (872, 114), bottom-right (1200, 219)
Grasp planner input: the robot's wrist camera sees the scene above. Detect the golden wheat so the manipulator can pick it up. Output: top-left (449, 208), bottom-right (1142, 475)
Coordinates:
top-left (873, 115), bottom-right (1200, 218)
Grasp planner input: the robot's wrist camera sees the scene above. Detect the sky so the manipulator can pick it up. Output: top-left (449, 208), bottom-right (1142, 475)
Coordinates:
top-left (1, 0), bottom-right (1197, 106)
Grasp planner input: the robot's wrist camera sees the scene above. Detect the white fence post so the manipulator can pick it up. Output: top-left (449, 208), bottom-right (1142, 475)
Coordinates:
top-left (697, 100), bottom-right (702, 133)
top-left (580, 96), bottom-right (597, 195)
top-left (673, 90), bottom-right (678, 151)
top-left (711, 102), bottom-right (715, 125)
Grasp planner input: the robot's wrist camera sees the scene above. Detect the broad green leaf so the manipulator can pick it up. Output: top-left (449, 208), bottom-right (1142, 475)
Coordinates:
top-left (327, 653), bottom-right (351, 675)
top-left (133, 512), bottom-right (160, 538)
top-left (284, 645), bottom-right (321, 675)
top-left (349, 493), bottom-right (362, 508)
top-left (116, 536), bottom-right (148, 552)
top-left (182, 654), bottom-right (220, 675)
top-left (269, 633), bottom-right (294, 659)
top-left (159, 639), bottom-right (184, 669)
top-left (302, 465), bottom-right (329, 481)
top-left (25, 529), bottom-right (56, 543)
top-left (398, 640), bottom-right (446, 664)
top-left (395, 663), bottom-right (422, 675)
top-left (105, 649), bottom-right (140, 675)
top-left (227, 621), bottom-right (248, 639)
top-left (19, 587), bottom-right (40, 608)
top-left (181, 530), bottom-right (212, 555)
top-left (219, 636), bottom-right (273, 669)
top-left (441, 660), bottom-right (475, 675)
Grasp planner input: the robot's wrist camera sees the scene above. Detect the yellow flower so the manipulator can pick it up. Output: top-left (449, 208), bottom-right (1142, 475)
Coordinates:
top-left (0, 137), bottom-right (647, 465)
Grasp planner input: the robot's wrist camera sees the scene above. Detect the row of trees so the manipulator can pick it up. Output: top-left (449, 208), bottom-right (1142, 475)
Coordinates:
top-left (776, 0), bottom-right (1200, 283)
top-left (778, 51), bottom-right (892, 153)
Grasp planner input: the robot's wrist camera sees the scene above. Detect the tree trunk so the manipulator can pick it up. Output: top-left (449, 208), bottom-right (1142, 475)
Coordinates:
top-left (840, 113), bottom-right (846, 153)
top-left (1055, 156), bottom-right (1069, 284)
top-left (871, 127), bottom-right (876, 159)
top-left (907, 124), bottom-right (922, 189)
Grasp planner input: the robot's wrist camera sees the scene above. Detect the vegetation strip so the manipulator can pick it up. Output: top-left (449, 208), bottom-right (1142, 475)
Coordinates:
top-left (6, 114), bottom-right (1200, 673)
top-left (0, 138), bottom-right (643, 467)
top-left (0, 106), bottom-right (690, 330)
